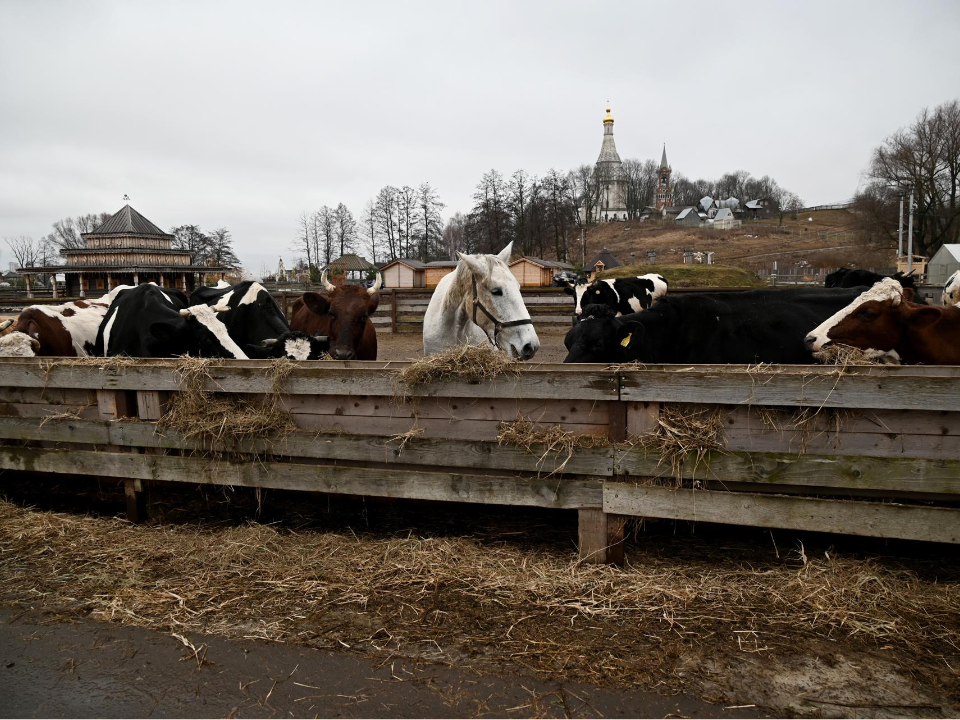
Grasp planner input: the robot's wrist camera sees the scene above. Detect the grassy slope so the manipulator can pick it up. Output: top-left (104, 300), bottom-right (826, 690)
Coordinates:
top-left (597, 263), bottom-right (765, 288)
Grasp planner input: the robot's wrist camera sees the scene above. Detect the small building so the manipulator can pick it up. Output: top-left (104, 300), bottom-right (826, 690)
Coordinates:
top-left (712, 208), bottom-right (739, 230)
top-left (509, 257), bottom-right (575, 287)
top-left (20, 203), bottom-right (226, 298)
top-left (925, 244), bottom-right (960, 287)
top-left (675, 207), bottom-right (702, 228)
top-left (425, 260), bottom-right (459, 288)
top-left (380, 258), bottom-right (426, 288)
top-left (744, 198), bottom-right (776, 219)
top-left (327, 254), bottom-right (377, 284)
top-left (586, 248), bottom-right (622, 279)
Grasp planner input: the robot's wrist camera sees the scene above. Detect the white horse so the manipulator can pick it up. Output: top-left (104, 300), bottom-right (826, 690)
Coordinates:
top-left (422, 242), bottom-right (540, 359)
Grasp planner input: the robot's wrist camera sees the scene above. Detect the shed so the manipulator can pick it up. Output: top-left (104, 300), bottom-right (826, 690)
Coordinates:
top-left (712, 208), bottom-right (737, 229)
top-left (675, 207), bottom-right (702, 228)
top-left (509, 257), bottom-right (574, 287)
top-left (425, 260), bottom-right (459, 289)
top-left (380, 258), bottom-right (426, 288)
top-left (925, 244), bottom-right (960, 287)
top-left (586, 248), bottom-right (622, 274)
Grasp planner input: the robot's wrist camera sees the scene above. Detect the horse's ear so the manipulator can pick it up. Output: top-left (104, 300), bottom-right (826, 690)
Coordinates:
top-left (497, 242), bottom-right (514, 263)
top-left (457, 252), bottom-right (483, 276)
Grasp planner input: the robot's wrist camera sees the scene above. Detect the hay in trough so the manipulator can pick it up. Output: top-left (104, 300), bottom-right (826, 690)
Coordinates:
top-left (498, 414), bottom-right (608, 474)
top-left (159, 356), bottom-right (296, 452)
top-left (398, 344), bottom-right (520, 391)
top-left (636, 404), bottom-right (725, 484)
top-left (814, 344), bottom-right (896, 367)
top-left (0, 496), bottom-right (957, 700)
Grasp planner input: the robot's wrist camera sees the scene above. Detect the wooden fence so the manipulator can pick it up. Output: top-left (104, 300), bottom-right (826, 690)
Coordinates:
top-left (0, 358), bottom-right (957, 564)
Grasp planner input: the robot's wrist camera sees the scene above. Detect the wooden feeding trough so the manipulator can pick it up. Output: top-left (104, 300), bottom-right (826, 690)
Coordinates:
top-left (0, 358), bottom-right (957, 565)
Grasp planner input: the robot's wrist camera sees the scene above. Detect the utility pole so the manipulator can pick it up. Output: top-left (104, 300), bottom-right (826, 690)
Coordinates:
top-left (897, 192), bottom-right (905, 258)
top-left (907, 189), bottom-right (915, 274)
top-left (580, 228), bottom-right (585, 268)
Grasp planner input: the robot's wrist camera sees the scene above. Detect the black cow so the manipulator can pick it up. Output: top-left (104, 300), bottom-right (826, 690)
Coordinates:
top-left (189, 281), bottom-right (329, 359)
top-left (563, 287), bottom-right (869, 364)
top-left (93, 283), bottom-right (248, 358)
top-left (825, 268), bottom-right (917, 290)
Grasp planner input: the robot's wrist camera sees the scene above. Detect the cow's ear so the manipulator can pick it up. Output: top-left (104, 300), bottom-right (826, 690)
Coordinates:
top-left (149, 319), bottom-right (184, 343)
top-left (617, 321), bottom-right (643, 349)
top-left (908, 305), bottom-right (941, 329)
top-left (563, 285), bottom-right (574, 296)
top-left (301, 292), bottom-right (330, 315)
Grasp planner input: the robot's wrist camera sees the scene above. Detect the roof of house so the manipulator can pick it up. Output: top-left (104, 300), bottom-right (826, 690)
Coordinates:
top-left (932, 244), bottom-right (960, 263)
top-left (512, 257), bottom-right (575, 270)
top-left (587, 247), bottom-right (622, 269)
top-left (714, 208), bottom-right (733, 221)
top-left (426, 260), bottom-right (459, 268)
top-left (381, 258), bottom-right (427, 270)
top-left (329, 254), bottom-right (377, 271)
top-left (745, 199), bottom-right (763, 210)
top-left (676, 208), bottom-right (697, 221)
top-left (86, 204), bottom-right (171, 238)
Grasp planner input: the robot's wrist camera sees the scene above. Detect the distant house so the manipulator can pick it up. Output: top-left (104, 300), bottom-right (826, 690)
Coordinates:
top-left (712, 208), bottom-right (739, 230)
top-left (661, 206), bottom-right (687, 220)
top-left (586, 247), bottom-right (622, 278)
top-left (925, 244), bottom-right (960, 287)
top-left (509, 257), bottom-right (575, 287)
top-left (425, 260), bottom-right (459, 289)
top-left (327, 254), bottom-right (377, 284)
top-left (675, 207), bottom-right (702, 228)
top-left (745, 198), bottom-right (776, 219)
top-left (380, 258), bottom-right (426, 288)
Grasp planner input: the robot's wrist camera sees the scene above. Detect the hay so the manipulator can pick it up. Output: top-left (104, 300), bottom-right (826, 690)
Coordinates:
top-left (635, 404), bottom-right (725, 484)
top-left (159, 357), bottom-right (295, 453)
top-left (497, 414), bottom-right (608, 475)
top-left (398, 344), bottom-right (520, 391)
top-left (0, 496), bottom-right (957, 697)
top-left (814, 344), bottom-right (895, 366)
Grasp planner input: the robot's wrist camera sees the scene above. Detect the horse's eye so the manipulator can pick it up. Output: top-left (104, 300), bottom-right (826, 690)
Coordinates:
top-left (491, 288), bottom-right (503, 297)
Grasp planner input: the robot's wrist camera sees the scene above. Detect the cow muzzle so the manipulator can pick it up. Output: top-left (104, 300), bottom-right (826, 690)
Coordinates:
top-left (332, 348), bottom-right (356, 360)
top-left (804, 333), bottom-right (826, 352)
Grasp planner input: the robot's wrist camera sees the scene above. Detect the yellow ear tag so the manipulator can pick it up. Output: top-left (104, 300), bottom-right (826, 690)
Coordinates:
top-left (594, 290), bottom-right (600, 294)
top-left (620, 333), bottom-right (632, 347)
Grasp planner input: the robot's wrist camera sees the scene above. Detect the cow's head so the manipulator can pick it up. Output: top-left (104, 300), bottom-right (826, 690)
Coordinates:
top-left (563, 276), bottom-right (591, 316)
top-left (149, 305), bottom-right (248, 359)
top-left (245, 331), bottom-right (329, 360)
top-left (563, 305), bottom-right (642, 363)
top-left (300, 271), bottom-right (381, 360)
top-left (579, 279), bottom-right (619, 316)
top-left (804, 278), bottom-right (930, 357)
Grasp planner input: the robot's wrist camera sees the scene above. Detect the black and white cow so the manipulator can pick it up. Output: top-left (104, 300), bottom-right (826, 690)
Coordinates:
top-left (565, 274), bottom-right (667, 317)
top-left (563, 286), bottom-right (869, 364)
top-left (189, 281), bottom-right (328, 359)
top-left (825, 268), bottom-right (917, 290)
top-left (93, 283), bottom-right (248, 358)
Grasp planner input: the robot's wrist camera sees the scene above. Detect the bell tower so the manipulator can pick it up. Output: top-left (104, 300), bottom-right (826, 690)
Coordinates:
top-left (655, 144), bottom-right (673, 211)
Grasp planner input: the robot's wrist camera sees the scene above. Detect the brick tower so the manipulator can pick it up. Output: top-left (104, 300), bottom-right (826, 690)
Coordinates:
top-left (654, 144), bottom-right (673, 211)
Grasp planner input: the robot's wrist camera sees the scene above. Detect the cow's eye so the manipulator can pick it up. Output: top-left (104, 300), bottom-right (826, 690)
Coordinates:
top-left (860, 310), bottom-right (877, 320)
top-left (491, 288), bottom-right (503, 297)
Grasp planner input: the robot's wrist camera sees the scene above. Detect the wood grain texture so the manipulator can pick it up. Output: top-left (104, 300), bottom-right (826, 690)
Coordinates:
top-left (603, 483), bottom-right (960, 544)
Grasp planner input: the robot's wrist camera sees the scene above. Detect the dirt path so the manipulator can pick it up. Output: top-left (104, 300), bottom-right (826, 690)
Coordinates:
top-left (0, 608), bottom-right (763, 719)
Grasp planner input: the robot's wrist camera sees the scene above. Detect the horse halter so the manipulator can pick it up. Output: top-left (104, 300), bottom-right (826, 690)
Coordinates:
top-left (471, 275), bottom-right (533, 347)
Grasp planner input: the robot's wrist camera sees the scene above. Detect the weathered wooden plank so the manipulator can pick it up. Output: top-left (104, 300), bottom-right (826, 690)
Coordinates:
top-left (0, 360), bottom-right (618, 400)
top-left (614, 448), bottom-right (960, 496)
top-left (608, 401), bottom-right (627, 443)
top-left (97, 389), bottom-right (133, 419)
top-left (626, 401), bottom-right (660, 437)
top-left (603, 483), bottom-right (960, 544)
top-left (722, 405), bottom-right (960, 437)
top-left (619, 366), bottom-right (960, 411)
top-left (0, 387), bottom-right (96, 405)
top-left (578, 509), bottom-right (627, 566)
top-left (0, 446), bottom-right (604, 510)
top-left (124, 479), bottom-right (146, 523)
top-left (723, 427), bottom-right (960, 460)
top-left (0, 403), bottom-right (100, 420)
top-left (0, 417), bottom-right (614, 477)
top-left (136, 391), bottom-right (166, 421)
top-left (279, 395), bottom-right (610, 426)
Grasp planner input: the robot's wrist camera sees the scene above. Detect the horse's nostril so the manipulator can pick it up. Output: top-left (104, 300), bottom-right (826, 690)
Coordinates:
top-left (522, 342), bottom-right (536, 359)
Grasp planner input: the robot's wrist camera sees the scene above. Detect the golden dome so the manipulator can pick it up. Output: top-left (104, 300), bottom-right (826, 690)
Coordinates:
top-left (603, 105), bottom-right (614, 124)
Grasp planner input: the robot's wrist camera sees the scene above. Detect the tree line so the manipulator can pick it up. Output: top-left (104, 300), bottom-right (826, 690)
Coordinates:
top-left (853, 98), bottom-right (960, 259)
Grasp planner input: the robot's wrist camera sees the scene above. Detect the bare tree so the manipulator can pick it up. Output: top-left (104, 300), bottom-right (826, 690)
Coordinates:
top-left (291, 211), bottom-right (314, 271)
top-left (5, 236), bottom-right (39, 268)
top-left (442, 212), bottom-right (468, 259)
top-left (207, 227), bottom-right (241, 270)
top-left (333, 203), bottom-right (357, 258)
top-left (416, 182), bottom-right (445, 261)
top-left (360, 199), bottom-right (380, 265)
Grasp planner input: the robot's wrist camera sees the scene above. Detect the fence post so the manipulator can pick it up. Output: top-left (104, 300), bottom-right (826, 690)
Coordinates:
top-left (390, 290), bottom-right (398, 334)
top-left (97, 389), bottom-right (146, 523)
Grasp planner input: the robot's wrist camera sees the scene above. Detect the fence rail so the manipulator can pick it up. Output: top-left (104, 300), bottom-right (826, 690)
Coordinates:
top-left (0, 357), bottom-right (957, 565)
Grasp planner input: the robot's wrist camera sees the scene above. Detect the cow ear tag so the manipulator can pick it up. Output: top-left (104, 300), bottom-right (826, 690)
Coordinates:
top-left (595, 290), bottom-right (600, 294)
top-left (620, 332), bottom-right (632, 347)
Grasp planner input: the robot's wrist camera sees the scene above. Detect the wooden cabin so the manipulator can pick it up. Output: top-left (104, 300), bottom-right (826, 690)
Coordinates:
top-left (380, 259), bottom-right (426, 288)
top-left (509, 257), bottom-right (575, 287)
top-left (425, 260), bottom-right (458, 289)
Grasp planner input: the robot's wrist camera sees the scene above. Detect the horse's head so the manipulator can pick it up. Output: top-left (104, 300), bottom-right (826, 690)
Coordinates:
top-left (456, 242), bottom-right (540, 360)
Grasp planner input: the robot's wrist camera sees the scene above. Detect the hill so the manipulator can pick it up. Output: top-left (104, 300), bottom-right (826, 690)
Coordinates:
top-left (597, 263), bottom-right (765, 288)
top-left (575, 208), bottom-right (895, 272)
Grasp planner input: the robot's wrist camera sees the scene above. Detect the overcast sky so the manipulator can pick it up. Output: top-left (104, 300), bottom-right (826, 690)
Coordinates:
top-left (2, 0), bottom-right (959, 273)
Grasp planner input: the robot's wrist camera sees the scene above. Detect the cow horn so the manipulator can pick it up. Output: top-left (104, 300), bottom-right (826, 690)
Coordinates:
top-left (260, 338), bottom-right (278, 347)
top-left (212, 304), bottom-right (231, 312)
top-left (0, 320), bottom-right (13, 331)
top-left (320, 269), bottom-right (336, 292)
top-left (368, 271), bottom-right (382, 295)
top-left (179, 309), bottom-right (191, 317)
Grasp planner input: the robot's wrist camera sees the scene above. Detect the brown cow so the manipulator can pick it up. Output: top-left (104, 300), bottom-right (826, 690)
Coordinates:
top-left (289, 271), bottom-right (381, 360)
top-left (805, 278), bottom-right (960, 364)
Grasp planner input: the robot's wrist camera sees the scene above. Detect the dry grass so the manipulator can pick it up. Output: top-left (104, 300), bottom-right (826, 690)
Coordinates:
top-left (399, 344), bottom-right (521, 389)
top-left (0, 496), bottom-right (957, 698)
top-left (159, 357), bottom-right (296, 453)
top-left (497, 414), bottom-right (608, 475)
top-left (635, 404), bottom-right (726, 484)
top-left (814, 344), bottom-right (898, 366)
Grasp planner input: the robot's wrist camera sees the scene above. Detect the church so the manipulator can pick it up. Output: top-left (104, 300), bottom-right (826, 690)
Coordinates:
top-left (583, 104), bottom-right (673, 221)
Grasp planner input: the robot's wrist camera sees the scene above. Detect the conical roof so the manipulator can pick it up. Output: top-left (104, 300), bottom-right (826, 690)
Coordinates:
top-left (660, 144), bottom-right (669, 169)
top-left (587, 247), bottom-right (622, 270)
top-left (86, 204), bottom-right (171, 238)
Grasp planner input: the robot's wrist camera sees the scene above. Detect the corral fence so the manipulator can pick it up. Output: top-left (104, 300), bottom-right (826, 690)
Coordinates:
top-left (0, 358), bottom-right (956, 565)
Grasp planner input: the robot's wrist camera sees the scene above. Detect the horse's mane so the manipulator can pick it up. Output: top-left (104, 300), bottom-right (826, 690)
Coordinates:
top-left (443, 255), bottom-right (496, 313)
